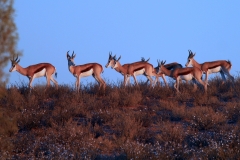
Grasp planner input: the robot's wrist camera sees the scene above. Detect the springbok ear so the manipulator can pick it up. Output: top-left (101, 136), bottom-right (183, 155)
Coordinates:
top-left (109, 52), bottom-right (112, 58)
top-left (16, 59), bottom-right (20, 63)
top-left (193, 53), bottom-right (196, 57)
top-left (157, 60), bottom-right (161, 66)
top-left (146, 58), bottom-right (150, 62)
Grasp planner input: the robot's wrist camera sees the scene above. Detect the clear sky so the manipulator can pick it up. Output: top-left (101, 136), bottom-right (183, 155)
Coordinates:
top-left (7, 1), bottom-right (240, 86)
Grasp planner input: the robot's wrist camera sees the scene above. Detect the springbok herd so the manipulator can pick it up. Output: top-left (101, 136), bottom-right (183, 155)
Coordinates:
top-left (9, 50), bottom-right (234, 93)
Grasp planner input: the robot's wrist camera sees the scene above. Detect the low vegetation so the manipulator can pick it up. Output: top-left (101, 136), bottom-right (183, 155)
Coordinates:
top-left (0, 76), bottom-right (240, 159)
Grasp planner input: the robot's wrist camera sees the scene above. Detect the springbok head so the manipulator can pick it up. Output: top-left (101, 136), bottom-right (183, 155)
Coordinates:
top-left (185, 50), bottom-right (196, 67)
top-left (112, 55), bottom-right (121, 69)
top-left (66, 51), bottom-right (76, 67)
top-left (105, 52), bottom-right (116, 68)
top-left (157, 60), bottom-right (166, 74)
top-left (9, 55), bottom-right (20, 72)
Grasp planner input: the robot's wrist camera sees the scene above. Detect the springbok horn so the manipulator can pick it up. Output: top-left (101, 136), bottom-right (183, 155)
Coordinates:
top-left (15, 55), bottom-right (18, 62)
top-left (117, 55), bottom-right (121, 61)
top-left (66, 50), bottom-right (70, 57)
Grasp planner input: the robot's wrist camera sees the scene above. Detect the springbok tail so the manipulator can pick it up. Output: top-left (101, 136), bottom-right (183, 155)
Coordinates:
top-left (55, 67), bottom-right (57, 78)
top-left (227, 60), bottom-right (232, 67)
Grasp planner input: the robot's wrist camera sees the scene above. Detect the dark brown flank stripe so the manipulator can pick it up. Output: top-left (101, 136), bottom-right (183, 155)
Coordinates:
top-left (133, 67), bottom-right (144, 72)
top-left (208, 64), bottom-right (221, 69)
top-left (34, 66), bottom-right (46, 74)
top-left (177, 69), bottom-right (192, 75)
top-left (81, 66), bottom-right (93, 73)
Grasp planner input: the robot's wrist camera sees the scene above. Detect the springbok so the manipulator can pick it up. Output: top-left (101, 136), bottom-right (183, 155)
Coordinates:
top-left (158, 60), bottom-right (207, 93)
top-left (111, 55), bottom-right (160, 87)
top-left (105, 52), bottom-right (159, 86)
top-left (186, 50), bottom-right (234, 84)
top-left (9, 55), bottom-right (58, 89)
top-left (148, 62), bottom-right (186, 86)
top-left (67, 51), bottom-right (106, 92)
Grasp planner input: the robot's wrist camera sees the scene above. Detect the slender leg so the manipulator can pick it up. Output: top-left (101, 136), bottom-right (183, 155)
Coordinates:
top-left (146, 75), bottom-right (153, 87)
top-left (219, 70), bottom-right (226, 84)
top-left (123, 75), bottom-right (128, 87)
top-left (132, 75), bottom-right (138, 86)
top-left (204, 72), bottom-right (209, 84)
top-left (176, 77), bottom-right (180, 92)
top-left (76, 76), bottom-right (80, 93)
top-left (28, 77), bottom-right (35, 89)
top-left (222, 68), bottom-right (234, 83)
top-left (161, 74), bottom-right (168, 87)
top-left (196, 77), bottom-right (207, 92)
top-left (50, 76), bottom-right (58, 89)
top-left (192, 78), bottom-right (198, 92)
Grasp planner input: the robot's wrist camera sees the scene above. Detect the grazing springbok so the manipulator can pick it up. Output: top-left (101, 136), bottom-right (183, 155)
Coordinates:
top-left (186, 50), bottom-right (234, 84)
top-left (9, 55), bottom-right (58, 89)
top-left (67, 51), bottom-right (106, 92)
top-left (111, 55), bottom-right (160, 87)
top-left (158, 60), bottom-right (207, 93)
top-left (105, 52), bottom-right (158, 86)
top-left (147, 62), bottom-right (186, 86)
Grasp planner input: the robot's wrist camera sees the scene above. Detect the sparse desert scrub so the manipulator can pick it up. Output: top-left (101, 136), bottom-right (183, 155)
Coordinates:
top-left (0, 77), bottom-right (240, 159)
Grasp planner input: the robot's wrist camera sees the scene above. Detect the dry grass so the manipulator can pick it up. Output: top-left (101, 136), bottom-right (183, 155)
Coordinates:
top-left (0, 77), bottom-right (240, 159)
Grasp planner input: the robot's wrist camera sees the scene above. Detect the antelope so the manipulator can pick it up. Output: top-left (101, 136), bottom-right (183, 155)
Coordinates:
top-left (105, 52), bottom-right (158, 86)
top-left (147, 62), bottom-right (186, 86)
top-left (158, 60), bottom-right (207, 93)
top-left (111, 55), bottom-right (160, 87)
top-left (186, 50), bottom-right (234, 84)
top-left (67, 51), bottom-right (106, 92)
top-left (9, 55), bottom-right (58, 89)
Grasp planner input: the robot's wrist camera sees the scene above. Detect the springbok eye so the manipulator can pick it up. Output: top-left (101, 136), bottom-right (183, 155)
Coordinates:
top-left (13, 64), bottom-right (15, 67)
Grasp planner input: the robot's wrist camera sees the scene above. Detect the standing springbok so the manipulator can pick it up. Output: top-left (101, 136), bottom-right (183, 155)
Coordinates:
top-left (111, 55), bottom-right (160, 87)
top-left (186, 50), bottom-right (234, 84)
top-left (158, 60), bottom-right (207, 93)
top-left (105, 52), bottom-right (159, 86)
top-left (67, 51), bottom-right (106, 92)
top-left (9, 55), bottom-right (58, 89)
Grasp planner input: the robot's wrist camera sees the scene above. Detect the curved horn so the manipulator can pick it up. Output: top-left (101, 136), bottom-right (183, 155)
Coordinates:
top-left (66, 50), bottom-right (70, 57)
top-left (15, 55), bottom-right (19, 62)
top-left (117, 55), bottom-right (121, 61)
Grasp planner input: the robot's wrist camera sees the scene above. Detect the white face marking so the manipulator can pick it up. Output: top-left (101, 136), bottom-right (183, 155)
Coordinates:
top-left (80, 69), bottom-right (93, 77)
top-left (9, 65), bottom-right (17, 72)
top-left (106, 59), bottom-right (114, 68)
top-left (185, 58), bottom-right (192, 67)
top-left (112, 61), bottom-right (118, 69)
top-left (33, 68), bottom-right (46, 78)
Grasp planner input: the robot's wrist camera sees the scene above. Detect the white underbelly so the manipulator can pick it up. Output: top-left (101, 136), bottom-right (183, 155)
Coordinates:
top-left (207, 66), bottom-right (221, 74)
top-left (34, 68), bottom-right (46, 78)
top-left (134, 69), bottom-right (145, 76)
top-left (180, 74), bottom-right (193, 81)
top-left (80, 69), bottom-right (93, 77)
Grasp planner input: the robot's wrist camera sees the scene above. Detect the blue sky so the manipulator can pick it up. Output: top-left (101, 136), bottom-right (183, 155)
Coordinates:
top-left (7, 1), bottom-right (240, 86)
